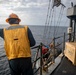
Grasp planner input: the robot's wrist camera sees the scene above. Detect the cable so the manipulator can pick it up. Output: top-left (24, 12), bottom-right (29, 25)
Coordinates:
top-left (42, 0), bottom-right (52, 44)
top-left (55, 5), bottom-right (64, 36)
top-left (42, 0), bottom-right (66, 45)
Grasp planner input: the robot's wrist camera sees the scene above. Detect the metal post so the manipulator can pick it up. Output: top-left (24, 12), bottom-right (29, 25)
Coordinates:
top-left (75, 20), bottom-right (76, 40)
top-left (63, 33), bottom-right (65, 55)
top-left (52, 38), bottom-right (55, 63)
top-left (73, 20), bottom-right (76, 41)
top-left (40, 43), bottom-right (42, 75)
top-left (69, 19), bottom-right (72, 42)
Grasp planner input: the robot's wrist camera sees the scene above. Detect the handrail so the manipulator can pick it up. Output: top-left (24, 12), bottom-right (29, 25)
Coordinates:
top-left (54, 33), bottom-right (68, 40)
top-left (34, 67), bottom-right (40, 74)
top-left (31, 45), bottom-right (40, 49)
top-left (32, 32), bottom-right (69, 75)
top-left (40, 43), bottom-right (43, 75)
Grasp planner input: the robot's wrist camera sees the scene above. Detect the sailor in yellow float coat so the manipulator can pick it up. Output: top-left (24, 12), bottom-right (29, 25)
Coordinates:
top-left (0, 13), bottom-right (36, 75)
top-left (4, 25), bottom-right (31, 60)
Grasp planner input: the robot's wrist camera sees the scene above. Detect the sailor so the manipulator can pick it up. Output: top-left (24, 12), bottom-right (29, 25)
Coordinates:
top-left (42, 45), bottom-right (49, 62)
top-left (0, 13), bottom-right (36, 75)
top-left (49, 43), bottom-right (54, 48)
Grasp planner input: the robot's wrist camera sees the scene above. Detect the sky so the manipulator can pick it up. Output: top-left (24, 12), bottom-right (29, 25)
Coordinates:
top-left (0, 0), bottom-right (76, 26)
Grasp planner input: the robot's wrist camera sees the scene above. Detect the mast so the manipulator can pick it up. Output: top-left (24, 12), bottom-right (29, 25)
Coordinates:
top-left (67, 2), bottom-right (76, 42)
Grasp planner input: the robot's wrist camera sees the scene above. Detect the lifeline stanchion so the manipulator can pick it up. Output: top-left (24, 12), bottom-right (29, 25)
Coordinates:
top-left (62, 33), bottom-right (65, 55)
top-left (40, 43), bottom-right (43, 75)
top-left (52, 37), bottom-right (55, 63)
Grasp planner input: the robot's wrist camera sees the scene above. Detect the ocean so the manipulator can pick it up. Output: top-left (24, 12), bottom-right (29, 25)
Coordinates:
top-left (0, 25), bottom-right (67, 75)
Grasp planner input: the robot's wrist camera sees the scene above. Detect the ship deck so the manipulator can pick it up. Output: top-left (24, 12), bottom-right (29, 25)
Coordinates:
top-left (51, 56), bottom-right (76, 75)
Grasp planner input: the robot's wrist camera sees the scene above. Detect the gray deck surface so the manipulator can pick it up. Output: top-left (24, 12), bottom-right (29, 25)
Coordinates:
top-left (51, 56), bottom-right (76, 75)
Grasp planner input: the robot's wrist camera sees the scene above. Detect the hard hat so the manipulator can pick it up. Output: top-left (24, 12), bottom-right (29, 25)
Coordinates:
top-left (6, 13), bottom-right (21, 23)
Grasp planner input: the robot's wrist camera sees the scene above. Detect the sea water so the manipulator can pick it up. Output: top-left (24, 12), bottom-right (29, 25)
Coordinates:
top-left (0, 25), bottom-right (67, 75)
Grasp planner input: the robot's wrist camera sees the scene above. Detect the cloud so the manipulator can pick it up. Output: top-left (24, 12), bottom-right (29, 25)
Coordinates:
top-left (0, 0), bottom-right (48, 25)
top-left (25, 2), bottom-right (48, 8)
top-left (0, 0), bottom-right (75, 25)
top-left (0, 4), bottom-right (15, 24)
top-left (0, 0), bottom-right (48, 9)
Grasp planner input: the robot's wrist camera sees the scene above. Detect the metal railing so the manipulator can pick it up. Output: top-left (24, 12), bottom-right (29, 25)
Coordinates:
top-left (32, 32), bottom-right (69, 75)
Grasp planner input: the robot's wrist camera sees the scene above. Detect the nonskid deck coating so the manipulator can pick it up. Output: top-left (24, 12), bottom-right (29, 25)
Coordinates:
top-left (51, 56), bottom-right (76, 75)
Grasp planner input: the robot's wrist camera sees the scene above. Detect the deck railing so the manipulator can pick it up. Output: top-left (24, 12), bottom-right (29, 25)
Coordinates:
top-left (32, 32), bottom-right (69, 75)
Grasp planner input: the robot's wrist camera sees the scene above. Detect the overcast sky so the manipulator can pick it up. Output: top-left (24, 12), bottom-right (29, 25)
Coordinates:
top-left (0, 0), bottom-right (76, 26)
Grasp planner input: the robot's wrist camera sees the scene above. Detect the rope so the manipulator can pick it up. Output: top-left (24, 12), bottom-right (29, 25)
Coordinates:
top-left (46, 5), bottom-right (65, 45)
top-left (42, 0), bottom-right (52, 44)
top-left (42, 0), bottom-right (66, 45)
top-left (55, 5), bottom-right (65, 36)
top-left (42, 0), bottom-right (55, 45)
top-left (47, 8), bottom-right (55, 44)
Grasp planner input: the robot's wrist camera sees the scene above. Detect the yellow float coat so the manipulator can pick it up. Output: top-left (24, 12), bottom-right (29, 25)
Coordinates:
top-left (4, 25), bottom-right (31, 60)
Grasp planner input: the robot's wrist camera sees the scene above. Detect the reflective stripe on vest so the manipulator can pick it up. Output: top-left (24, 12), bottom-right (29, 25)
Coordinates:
top-left (4, 25), bottom-right (31, 60)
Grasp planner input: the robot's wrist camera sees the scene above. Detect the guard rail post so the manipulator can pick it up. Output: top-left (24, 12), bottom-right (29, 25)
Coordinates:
top-left (40, 43), bottom-right (43, 75)
top-left (63, 33), bottom-right (65, 55)
top-left (52, 37), bottom-right (55, 63)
